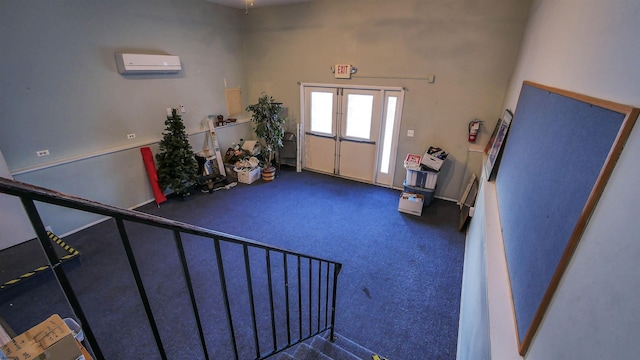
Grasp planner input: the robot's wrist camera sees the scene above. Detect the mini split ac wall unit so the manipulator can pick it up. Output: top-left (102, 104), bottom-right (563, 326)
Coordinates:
top-left (115, 53), bottom-right (182, 74)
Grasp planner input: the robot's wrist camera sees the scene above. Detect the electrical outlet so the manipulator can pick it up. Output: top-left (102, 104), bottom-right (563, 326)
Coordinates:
top-left (127, 133), bottom-right (136, 139)
top-left (407, 130), bottom-right (415, 137)
top-left (36, 150), bottom-right (50, 157)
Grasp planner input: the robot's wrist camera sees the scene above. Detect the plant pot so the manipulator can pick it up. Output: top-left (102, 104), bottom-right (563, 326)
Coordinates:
top-left (262, 166), bottom-right (276, 181)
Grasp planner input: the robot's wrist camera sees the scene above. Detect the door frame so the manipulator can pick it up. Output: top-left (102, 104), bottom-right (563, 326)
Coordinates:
top-left (299, 82), bottom-right (405, 187)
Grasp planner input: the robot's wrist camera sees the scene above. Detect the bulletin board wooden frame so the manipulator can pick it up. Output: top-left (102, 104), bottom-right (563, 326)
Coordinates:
top-left (495, 81), bottom-right (639, 355)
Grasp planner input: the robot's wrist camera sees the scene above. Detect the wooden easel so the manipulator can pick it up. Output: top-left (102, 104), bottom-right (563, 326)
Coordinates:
top-left (206, 118), bottom-right (226, 177)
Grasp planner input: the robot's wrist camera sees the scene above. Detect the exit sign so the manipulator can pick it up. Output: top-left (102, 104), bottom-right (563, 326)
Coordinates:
top-left (335, 64), bottom-right (352, 79)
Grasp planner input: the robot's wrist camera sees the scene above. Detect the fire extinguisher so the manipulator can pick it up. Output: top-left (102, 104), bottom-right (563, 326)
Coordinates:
top-left (468, 119), bottom-right (482, 143)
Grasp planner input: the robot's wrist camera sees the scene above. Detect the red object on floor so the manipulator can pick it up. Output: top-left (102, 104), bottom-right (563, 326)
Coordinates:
top-left (140, 147), bottom-right (167, 206)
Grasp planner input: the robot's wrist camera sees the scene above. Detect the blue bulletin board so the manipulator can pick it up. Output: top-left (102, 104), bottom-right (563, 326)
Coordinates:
top-left (495, 81), bottom-right (639, 354)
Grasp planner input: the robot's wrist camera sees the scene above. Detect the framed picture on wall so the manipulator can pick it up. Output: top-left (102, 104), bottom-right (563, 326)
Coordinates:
top-left (484, 109), bottom-right (513, 181)
top-left (484, 118), bottom-right (502, 154)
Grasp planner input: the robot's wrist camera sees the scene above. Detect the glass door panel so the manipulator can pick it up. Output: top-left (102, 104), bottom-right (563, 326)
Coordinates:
top-left (304, 87), bottom-right (338, 175)
top-left (310, 91), bottom-right (334, 134)
top-left (338, 89), bottom-right (381, 182)
top-left (344, 94), bottom-right (374, 139)
top-left (375, 92), bottom-right (404, 187)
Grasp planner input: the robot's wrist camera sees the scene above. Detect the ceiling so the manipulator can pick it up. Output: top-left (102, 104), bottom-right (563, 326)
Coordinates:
top-left (206, 0), bottom-right (315, 10)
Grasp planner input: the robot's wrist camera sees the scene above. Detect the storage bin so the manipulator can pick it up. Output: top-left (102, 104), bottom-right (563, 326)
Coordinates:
top-left (403, 181), bottom-right (436, 206)
top-left (63, 318), bottom-right (84, 342)
top-left (237, 167), bottom-right (260, 184)
top-left (405, 169), bottom-right (438, 189)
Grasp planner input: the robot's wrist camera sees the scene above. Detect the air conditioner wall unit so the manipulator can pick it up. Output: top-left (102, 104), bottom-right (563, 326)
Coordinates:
top-left (115, 53), bottom-right (182, 74)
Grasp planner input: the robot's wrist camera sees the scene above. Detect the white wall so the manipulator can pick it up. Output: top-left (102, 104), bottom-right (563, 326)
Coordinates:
top-left (456, 180), bottom-right (490, 360)
top-left (463, 0), bottom-right (640, 359)
top-left (242, 0), bottom-right (531, 200)
top-left (509, 1), bottom-right (640, 358)
top-left (0, 150), bottom-right (36, 250)
top-left (0, 0), bottom-right (247, 234)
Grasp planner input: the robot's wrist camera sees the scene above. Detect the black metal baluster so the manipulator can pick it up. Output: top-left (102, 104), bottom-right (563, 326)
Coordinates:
top-left (173, 231), bottom-right (209, 360)
top-left (115, 219), bottom-right (167, 359)
top-left (266, 250), bottom-right (277, 352)
top-left (297, 255), bottom-right (302, 340)
top-left (317, 260), bottom-right (321, 333)
top-left (116, 219), bottom-right (167, 359)
top-left (330, 263), bottom-right (343, 341)
top-left (308, 258), bottom-right (312, 336)
top-left (283, 254), bottom-right (291, 345)
top-left (243, 244), bottom-right (260, 359)
top-left (21, 198), bottom-right (105, 360)
top-left (325, 262), bottom-right (330, 328)
top-left (214, 238), bottom-right (239, 360)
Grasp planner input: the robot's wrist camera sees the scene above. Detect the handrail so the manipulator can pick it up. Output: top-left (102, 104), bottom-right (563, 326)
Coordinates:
top-left (0, 178), bottom-right (337, 264)
top-left (0, 177), bottom-right (343, 359)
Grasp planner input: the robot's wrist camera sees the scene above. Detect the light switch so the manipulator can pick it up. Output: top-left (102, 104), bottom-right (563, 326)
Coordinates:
top-left (407, 130), bottom-right (415, 137)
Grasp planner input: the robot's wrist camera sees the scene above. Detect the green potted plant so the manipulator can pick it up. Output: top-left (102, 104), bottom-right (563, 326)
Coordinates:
top-left (246, 93), bottom-right (286, 181)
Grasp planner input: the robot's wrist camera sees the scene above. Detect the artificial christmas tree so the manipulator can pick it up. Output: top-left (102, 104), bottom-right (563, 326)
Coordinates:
top-left (156, 109), bottom-right (199, 197)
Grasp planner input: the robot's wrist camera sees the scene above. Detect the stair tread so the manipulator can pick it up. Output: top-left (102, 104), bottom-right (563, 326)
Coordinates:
top-left (281, 332), bottom-right (387, 360)
top-left (324, 332), bottom-right (387, 360)
top-left (310, 336), bottom-right (360, 360)
top-left (276, 352), bottom-right (296, 360)
top-left (293, 343), bottom-right (333, 360)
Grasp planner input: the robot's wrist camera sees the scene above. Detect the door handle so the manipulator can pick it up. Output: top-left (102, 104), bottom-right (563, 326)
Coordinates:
top-left (305, 131), bottom-right (337, 140)
top-left (339, 137), bottom-right (376, 145)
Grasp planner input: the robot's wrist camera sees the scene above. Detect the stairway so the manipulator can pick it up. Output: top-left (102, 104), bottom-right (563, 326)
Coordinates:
top-left (276, 332), bottom-right (387, 360)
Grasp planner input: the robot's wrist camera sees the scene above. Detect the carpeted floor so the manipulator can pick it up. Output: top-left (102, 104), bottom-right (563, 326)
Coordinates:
top-left (0, 168), bottom-right (465, 359)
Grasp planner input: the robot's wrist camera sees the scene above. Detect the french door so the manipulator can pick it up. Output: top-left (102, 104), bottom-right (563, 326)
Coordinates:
top-left (301, 84), bottom-right (404, 186)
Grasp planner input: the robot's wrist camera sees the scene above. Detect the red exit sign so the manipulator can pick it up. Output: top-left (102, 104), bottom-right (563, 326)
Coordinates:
top-left (335, 64), bottom-right (352, 79)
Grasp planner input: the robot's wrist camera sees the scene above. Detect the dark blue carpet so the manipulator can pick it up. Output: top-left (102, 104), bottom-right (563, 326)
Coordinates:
top-left (0, 169), bottom-right (465, 359)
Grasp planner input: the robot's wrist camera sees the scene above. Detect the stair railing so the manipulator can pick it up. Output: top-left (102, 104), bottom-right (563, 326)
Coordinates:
top-left (0, 177), bottom-right (342, 359)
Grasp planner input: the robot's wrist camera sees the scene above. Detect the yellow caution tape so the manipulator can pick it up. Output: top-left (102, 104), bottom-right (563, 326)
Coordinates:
top-left (0, 231), bottom-right (80, 290)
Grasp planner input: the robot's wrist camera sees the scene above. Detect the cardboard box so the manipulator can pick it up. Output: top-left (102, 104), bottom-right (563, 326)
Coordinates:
top-left (404, 153), bottom-right (422, 170)
top-left (237, 167), bottom-right (260, 184)
top-left (398, 192), bottom-right (425, 216)
top-left (421, 153), bottom-right (444, 171)
top-left (77, 340), bottom-right (92, 360)
top-left (241, 140), bottom-right (261, 156)
top-left (421, 147), bottom-right (447, 171)
top-left (1, 314), bottom-right (83, 360)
